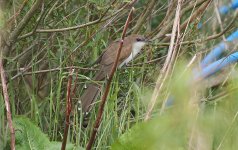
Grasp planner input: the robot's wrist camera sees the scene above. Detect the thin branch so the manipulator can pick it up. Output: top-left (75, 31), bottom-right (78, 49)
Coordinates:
top-left (179, 0), bottom-right (212, 34)
top-left (86, 6), bottom-right (135, 150)
top-left (8, 0), bottom-right (43, 44)
top-left (61, 69), bottom-right (74, 150)
top-left (159, 0), bottom-right (212, 43)
top-left (18, 0), bottom-right (135, 37)
top-left (6, 0), bottom-right (29, 26)
top-left (203, 9), bottom-right (238, 41)
top-left (152, 0), bottom-right (236, 45)
top-left (133, 0), bottom-right (157, 34)
top-left (10, 66), bottom-right (97, 80)
top-left (0, 2), bottom-right (15, 149)
top-left (0, 56), bottom-right (15, 150)
top-left (17, 2), bottom-right (45, 40)
top-left (126, 55), bottom-right (167, 67)
top-left (144, 0), bottom-right (182, 121)
top-left (214, 0), bottom-right (226, 40)
top-left (152, 0), bottom-right (210, 41)
top-left (3, 0), bottom-right (43, 62)
top-left (147, 0), bottom-right (176, 38)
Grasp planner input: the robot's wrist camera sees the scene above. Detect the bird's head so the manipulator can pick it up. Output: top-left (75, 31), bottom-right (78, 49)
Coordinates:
top-left (125, 34), bottom-right (149, 52)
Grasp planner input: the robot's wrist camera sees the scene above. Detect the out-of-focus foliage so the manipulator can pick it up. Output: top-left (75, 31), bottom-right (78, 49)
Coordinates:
top-left (112, 63), bottom-right (238, 150)
top-left (1, 0), bottom-right (238, 149)
top-left (5, 116), bottom-right (81, 150)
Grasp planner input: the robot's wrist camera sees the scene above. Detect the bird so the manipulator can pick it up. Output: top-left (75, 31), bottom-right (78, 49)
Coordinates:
top-left (80, 34), bottom-right (148, 114)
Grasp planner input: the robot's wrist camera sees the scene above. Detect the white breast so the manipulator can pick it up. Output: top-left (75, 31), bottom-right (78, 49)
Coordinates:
top-left (119, 42), bottom-right (146, 68)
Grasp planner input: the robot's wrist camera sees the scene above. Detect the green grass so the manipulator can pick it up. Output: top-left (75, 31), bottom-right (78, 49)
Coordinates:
top-left (1, 0), bottom-right (238, 149)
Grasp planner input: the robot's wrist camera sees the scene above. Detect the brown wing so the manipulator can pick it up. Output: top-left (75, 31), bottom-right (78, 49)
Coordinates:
top-left (95, 40), bottom-right (132, 81)
top-left (100, 40), bottom-right (132, 66)
top-left (100, 41), bottom-right (119, 66)
top-left (80, 35), bottom-right (138, 113)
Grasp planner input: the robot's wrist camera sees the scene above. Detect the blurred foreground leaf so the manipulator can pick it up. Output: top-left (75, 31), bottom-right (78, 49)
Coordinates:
top-left (6, 116), bottom-right (84, 150)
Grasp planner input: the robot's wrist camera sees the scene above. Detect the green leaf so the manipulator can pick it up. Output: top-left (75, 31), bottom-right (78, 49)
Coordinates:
top-left (5, 116), bottom-right (83, 150)
top-left (48, 142), bottom-right (84, 150)
top-left (11, 116), bottom-right (50, 150)
top-left (112, 116), bottom-right (188, 150)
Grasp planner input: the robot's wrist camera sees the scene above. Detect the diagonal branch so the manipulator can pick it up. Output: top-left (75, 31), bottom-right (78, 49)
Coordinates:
top-left (144, 0), bottom-right (183, 121)
top-left (3, 0), bottom-right (43, 62)
top-left (18, 0), bottom-right (137, 37)
top-left (0, 51), bottom-right (15, 150)
top-left (8, 0), bottom-right (43, 44)
top-left (61, 69), bottom-right (74, 150)
top-left (133, 0), bottom-right (157, 34)
top-left (86, 6), bottom-right (135, 150)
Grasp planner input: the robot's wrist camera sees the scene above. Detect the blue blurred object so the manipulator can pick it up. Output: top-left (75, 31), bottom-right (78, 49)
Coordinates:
top-left (219, 0), bottom-right (238, 15)
top-left (195, 51), bottom-right (238, 80)
top-left (165, 51), bottom-right (238, 107)
top-left (200, 29), bottom-right (238, 68)
top-left (231, 0), bottom-right (238, 9)
top-left (166, 51), bottom-right (238, 107)
top-left (165, 2), bottom-right (238, 107)
top-left (219, 6), bottom-right (230, 15)
top-left (164, 96), bottom-right (174, 107)
top-left (197, 22), bottom-right (203, 29)
top-left (198, 0), bottom-right (238, 29)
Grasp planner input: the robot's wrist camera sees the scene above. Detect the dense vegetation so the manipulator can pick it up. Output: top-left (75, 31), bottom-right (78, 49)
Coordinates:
top-left (1, 0), bottom-right (238, 149)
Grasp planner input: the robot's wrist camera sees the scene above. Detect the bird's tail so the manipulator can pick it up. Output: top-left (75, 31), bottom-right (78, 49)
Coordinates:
top-left (80, 70), bottom-right (106, 113)
top-left (80, 83), bottom-right (100, 113)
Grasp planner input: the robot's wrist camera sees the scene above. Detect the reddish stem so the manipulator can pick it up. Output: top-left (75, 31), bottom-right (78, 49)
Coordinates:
top-left (0, 58), bottom-right (15, 150)
top-left (61, 68), bottom-right (74, 150)
top-left (86, 7), bottom-right (135, 150)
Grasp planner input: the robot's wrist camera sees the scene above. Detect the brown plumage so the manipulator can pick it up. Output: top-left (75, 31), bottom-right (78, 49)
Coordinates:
top-left (80, 34), bottom-right (147, 113)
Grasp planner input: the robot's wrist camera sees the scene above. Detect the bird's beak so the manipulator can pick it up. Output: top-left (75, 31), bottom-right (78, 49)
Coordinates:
top-left (145, 38), bottom-right (152, 43)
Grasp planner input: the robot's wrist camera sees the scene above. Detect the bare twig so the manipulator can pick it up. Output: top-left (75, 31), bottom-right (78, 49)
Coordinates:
top-left (3, 0), bottom-right (43, 62)
top-left (17, 2), bottom-right (45, 40)
top-left (8, 0), bottom-right (43, 44)
top-left (61, 69), bottom-right (74, 150)
top-left (0, 46), bottom-right (15, 150)
top-left (179, 0), bottom-right (212, 34)
top-left (144, 0), bottom-right (182, 121)
top-left (6, 0), bottom-right (29, 27)
top-left (203, 9), bottom-right (238, 41)
top-left (159, 0), bottom-right (211, 43)
top-left (0, 3), bottom-right (15, 149)
top-left (126, 55), bottom-right (167, 67)
top-left (133, 0), bottom-right (157, 33)
top-left (147, 0), bottom-right (176, 38)
top-left (86, 6), bottom-right (135, 150)
top-left (152, 0), bottom-right (211, 41)
top-left (10, 66), bottom-right (97, 80)
top-left (153, 11), bottom-right (237, 47)
top-left (0, 62), bottom-right (15, 150)
top-left (18, 0), bottom-right (135, 37)
top-left (214, 0), bottom-right (226, 40)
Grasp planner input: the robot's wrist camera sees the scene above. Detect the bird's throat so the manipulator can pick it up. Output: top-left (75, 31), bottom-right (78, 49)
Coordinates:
top-left (119, 42), bottom-right (146, 68)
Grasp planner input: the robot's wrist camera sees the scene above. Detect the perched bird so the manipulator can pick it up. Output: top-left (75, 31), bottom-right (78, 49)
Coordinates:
top-left (80, 34), bottom-right (148, 113)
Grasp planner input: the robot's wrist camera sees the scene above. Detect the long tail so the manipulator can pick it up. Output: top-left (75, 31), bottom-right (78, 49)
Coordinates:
top-left (80, 70), bottom-right (105, 113)
top-left (80, 84), bottom-right (100, 113)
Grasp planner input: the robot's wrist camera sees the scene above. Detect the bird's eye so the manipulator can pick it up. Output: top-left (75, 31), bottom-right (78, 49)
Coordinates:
top-left (136, 38), bottom-right (142, 42)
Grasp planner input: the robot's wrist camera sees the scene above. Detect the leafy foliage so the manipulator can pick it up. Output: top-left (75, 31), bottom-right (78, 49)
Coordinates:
top-left (5, 116), bottom-right (82, 150)
top-left (1, 0), bottom-right (238, 149)
top-left (112, 64), bottom-right (238, 150)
